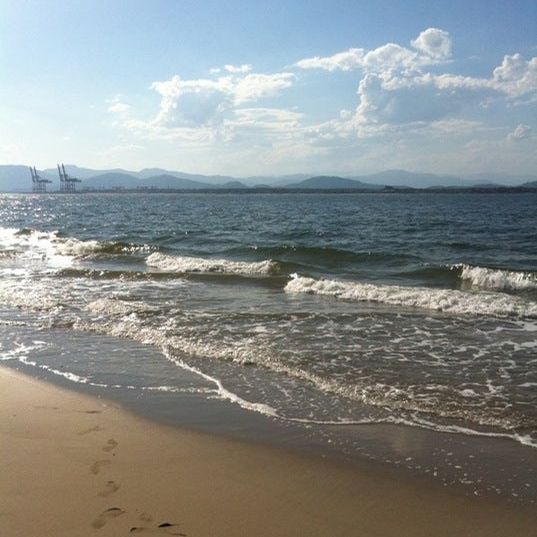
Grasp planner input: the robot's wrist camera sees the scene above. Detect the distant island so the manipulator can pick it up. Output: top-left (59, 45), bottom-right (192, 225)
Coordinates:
top-left (0, 164), bottom-right (536, 193)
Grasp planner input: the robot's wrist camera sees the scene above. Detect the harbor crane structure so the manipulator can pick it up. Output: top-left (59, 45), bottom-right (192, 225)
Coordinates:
top-left (57, 163), bottom-right (81, 192)
top-left (29, 166), bottom-right (52, 193)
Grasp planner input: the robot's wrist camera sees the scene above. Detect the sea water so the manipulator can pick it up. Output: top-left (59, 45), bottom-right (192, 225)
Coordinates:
top-left (1, 192), bottom-right (536, 500)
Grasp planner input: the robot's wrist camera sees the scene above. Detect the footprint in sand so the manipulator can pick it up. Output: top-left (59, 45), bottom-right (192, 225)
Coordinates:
top-left (98, 480), bottom-right (120, 497)
top-left (78, 425), bottom-right (104, 436)
top-left (90, 460), bottom-right (111, 475)
top-left (91, 507), bottom-right (125, 529)
top-left (103, 438), bottom-right (118, 452)
top-left (129, 522), bottom-right (186, 535)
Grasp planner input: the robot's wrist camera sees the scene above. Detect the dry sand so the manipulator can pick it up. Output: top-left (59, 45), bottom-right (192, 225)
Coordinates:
top-left (1, 366), bottom-right (535, 537)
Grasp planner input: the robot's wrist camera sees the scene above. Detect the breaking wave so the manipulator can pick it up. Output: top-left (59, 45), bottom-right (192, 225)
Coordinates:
top-left (285, 274), bottom-right (537, 318)
top-left (146, 251), bottom-right (281, 275)
top-left (0, 226), bottom-right (152, 261)
top-left (458, 264), bottom-right (537, 291)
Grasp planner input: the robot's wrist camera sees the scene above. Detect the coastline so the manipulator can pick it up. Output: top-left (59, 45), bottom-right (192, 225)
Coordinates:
top-left (1, 365), bottom-right (536, 537)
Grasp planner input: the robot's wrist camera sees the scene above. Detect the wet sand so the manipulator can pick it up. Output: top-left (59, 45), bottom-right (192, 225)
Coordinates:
top-left (1, 366), bottom-right (535, 537)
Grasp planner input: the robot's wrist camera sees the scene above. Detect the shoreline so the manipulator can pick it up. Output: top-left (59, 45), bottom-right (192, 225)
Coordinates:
top-left (1, 365), bottom-right (537, 536)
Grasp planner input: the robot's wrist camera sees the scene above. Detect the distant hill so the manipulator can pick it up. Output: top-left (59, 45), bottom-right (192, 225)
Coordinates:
top-left (522, 180), bottom-right (537, 188)
top-left (0, 165), bottom-right (56, 191)
top-left (245, 174), bottom-right (311, 187)
top-left (0, 165), bottom-right (32, 191)
top-left (216, 181), bottom-right (247, 189)
top-left (466, 172), bottom-right (537, 186)
top-left (2, 164), bottom-right (536, 192)
top-left (287, 175), bottom-right (383, 190)
top-left (140, 174), bottom-right (212, 189)
top-left (83, 172), bottom-right (140, 189)
top-left (137, 168), bottom-right (236, 185)
top-left (354, 170), bottom-right (471, 189)
top-left (44, 165), bottom-right (125, 180)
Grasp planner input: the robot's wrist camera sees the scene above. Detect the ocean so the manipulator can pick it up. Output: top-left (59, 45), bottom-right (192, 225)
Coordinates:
top-left (1, 192), bottom-right (536, 501)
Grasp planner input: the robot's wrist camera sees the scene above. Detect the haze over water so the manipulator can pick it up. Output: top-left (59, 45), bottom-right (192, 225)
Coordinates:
top-left (1, 191), bottom-right (536, 500)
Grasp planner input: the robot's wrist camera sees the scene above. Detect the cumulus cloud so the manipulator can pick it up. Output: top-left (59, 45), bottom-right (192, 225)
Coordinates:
top-left (410, 28), bottom-right (452, 60)
top-left (293, 27), bottom-right (537, 128)
top-left (149, 71), bottom-right (294, 128)
top-left (355, 73), bottom-right (465, 125)
top-left (493, 54), bottom-right (537, 97)
top-left (295, 27), bottom-right (452, 73)
top-left (352, 51), bottom-right (537, 126)
top-left (507, 124), bottom-right (532, 142)
top-left (232, 73), bottom-right (294, 103)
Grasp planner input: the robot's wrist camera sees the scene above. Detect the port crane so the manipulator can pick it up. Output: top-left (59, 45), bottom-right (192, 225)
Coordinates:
top-left (57, 163), bottom-right (81, 192)
top-left (29, 166), bottom-right (52, 193)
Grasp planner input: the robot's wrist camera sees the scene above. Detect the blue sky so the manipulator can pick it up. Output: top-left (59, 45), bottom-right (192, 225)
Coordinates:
top-left (1, 0), bottom-right (536, 177)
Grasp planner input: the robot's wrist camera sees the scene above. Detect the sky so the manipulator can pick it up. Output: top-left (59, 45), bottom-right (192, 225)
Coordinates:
top-left (1, 0), bottom-right (536, 177)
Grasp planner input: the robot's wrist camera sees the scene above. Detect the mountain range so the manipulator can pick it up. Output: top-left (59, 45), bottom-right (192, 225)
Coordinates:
top-left (0, 164), bottom-right (536, 192)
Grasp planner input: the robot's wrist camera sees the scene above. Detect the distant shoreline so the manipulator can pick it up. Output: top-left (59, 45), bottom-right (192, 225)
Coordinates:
top-left (3, 186), bottom-right (537, 195)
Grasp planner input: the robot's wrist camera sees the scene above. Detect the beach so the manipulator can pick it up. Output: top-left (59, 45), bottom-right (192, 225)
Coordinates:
top-left (1, 366), bottom-right (536, 537)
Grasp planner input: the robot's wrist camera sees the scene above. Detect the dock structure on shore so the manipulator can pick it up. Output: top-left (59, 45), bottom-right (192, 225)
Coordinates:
top-left (57, 163), bottom-right (81, 193)
top-left (29, 166), bottom-right (52, 193)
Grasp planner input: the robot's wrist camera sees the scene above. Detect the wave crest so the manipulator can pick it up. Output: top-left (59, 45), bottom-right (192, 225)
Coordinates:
top-left (458, 264), bottom-right (537, 291)
top-left (146, 252), bottom-right (280, 275)
top-left (285, 274), bottom-right (537, 318)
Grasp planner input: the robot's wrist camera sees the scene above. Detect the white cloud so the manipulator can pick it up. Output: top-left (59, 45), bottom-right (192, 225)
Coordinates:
top-left (232, 73), bottom-right (294, 104)
top-left (295, 27), bottom-right (452, 73)
top-left (352, 51), bottom-right (537, 127)
top-left (410, 28), bottom-right (452, 60)
top-left (362, 43), bottom-right (418, 72)
top-left (355, 73), bottom-right (465, 125)
top-left (295, 48), bottom-right (365, 71)
top-left (507, 123), bottom-right (532, 142)
top-left (148, 71), bottom-right (294, 128)
top-left (224, 64), bottom-right (252, 73)
top-left (493, 54), bottom-right (537, 97)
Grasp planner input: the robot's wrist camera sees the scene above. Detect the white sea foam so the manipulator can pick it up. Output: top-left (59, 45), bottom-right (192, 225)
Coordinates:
top-left (0, 341), bottom-right (48, 361)
top-left (55, 238), bottom-right (102, 256)
top-left (163, 351), bottom-right (280, 418)
top-left (146, 251), bottom-right (279, 275)
top-left (0, 227), bottom-right (149, 268)
top-left (387, 415), bottom-right (537, 449)
top-left (458, 264), bottom-right (537, 291)
top-left (0, 282), bottom-right (65, 312)
top-left (285, 274), bottom-right (537, 318)
top-left (86, 298), bottom-right (159, 317)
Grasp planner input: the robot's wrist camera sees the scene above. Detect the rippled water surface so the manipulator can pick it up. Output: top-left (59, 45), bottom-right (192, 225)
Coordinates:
top-left (1, 192), bottom-right (536, 457)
